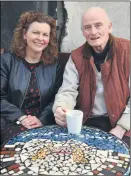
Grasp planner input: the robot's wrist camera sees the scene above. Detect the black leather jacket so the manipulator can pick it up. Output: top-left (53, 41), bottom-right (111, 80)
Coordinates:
top-left (1, 53), bottom-right (62, 125)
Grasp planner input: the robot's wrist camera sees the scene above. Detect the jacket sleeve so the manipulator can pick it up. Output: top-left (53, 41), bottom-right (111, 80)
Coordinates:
top-left (117, 80), bottom-right (130, 131)
top-left (117, 99), bottom-right (130, 131)
top-left (117, 41), bottom-right (130, 131)
top-left (1, 53), bottom-right (25, 123)
top-left (52, 56), bottom-right (79, 113)
top-left (39, 60), bottom-right (63, 125)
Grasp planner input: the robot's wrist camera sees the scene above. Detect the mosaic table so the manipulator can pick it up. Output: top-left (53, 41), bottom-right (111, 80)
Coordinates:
top-left (0, 125), bottom-right (130, 175)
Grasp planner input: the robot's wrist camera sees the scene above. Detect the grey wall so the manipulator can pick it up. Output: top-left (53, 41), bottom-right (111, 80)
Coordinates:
top-left (61, 2), bottom-right (130, 52)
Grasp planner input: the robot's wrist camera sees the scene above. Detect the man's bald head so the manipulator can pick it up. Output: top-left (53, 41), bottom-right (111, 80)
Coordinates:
top-left (82, 7), bottom-right (111, 27)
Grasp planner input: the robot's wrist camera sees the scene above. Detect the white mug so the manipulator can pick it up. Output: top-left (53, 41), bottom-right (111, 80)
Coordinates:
top-left (66, 110), bottom-right (83, 134)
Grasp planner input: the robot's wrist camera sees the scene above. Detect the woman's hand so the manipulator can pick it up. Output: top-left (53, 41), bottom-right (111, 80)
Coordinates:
top-left (21, 115), bottom-right (43, 129)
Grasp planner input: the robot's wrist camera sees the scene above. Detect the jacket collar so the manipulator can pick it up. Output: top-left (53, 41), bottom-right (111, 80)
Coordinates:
top-left (82, 34), bottom-right (116, 60)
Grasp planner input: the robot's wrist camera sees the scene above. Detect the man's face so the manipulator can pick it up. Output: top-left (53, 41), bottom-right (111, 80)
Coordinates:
top-left (82, 13), bottom-right (112, 52)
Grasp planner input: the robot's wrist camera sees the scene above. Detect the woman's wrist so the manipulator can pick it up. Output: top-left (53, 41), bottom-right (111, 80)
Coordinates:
top-left (16, 115), bottom-right (27, 124)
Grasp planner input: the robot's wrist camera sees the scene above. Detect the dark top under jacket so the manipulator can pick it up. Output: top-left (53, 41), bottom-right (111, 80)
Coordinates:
top-left (90, 40), bottom-right (109, 72)
top-left (22, 60), bottom-right (41, 117)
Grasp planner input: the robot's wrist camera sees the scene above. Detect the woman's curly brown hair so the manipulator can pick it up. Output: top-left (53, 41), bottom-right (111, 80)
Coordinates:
top-left (11, 11), bottom-right (58, 64)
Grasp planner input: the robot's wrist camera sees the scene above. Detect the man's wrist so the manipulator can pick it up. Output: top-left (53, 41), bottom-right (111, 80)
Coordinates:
top-left (116, 125), bottom-right (126, 133)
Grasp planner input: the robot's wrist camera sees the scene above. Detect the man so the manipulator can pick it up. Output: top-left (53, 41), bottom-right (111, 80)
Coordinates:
top-left (53, 7), bottom-right (130, 145)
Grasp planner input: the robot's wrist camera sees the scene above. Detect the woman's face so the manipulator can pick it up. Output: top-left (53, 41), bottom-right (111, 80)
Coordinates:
top-left (23, 22), bottom-right (51, 55)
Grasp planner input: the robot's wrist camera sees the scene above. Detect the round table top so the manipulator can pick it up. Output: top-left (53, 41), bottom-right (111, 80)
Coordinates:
top-left (0, 125), bottom-right (130, 175)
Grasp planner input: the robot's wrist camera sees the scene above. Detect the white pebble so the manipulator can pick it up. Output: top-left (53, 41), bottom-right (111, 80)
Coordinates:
top-left (15, 148), bottom-right (21, 151)
top-left (28, 171), bottom-right (34, 174)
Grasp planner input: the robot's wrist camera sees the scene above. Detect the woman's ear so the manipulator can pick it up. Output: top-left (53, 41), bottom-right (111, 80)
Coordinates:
top-left (23, 29), bottom-right (27, 40)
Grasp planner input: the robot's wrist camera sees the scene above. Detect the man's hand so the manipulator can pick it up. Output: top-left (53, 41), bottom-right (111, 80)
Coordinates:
top-left (54, 107), bottom-right (70, 127)
top-left (109, 125), bottom-right (126, 139)
top-left (21, 115), bottom-right (43, 129)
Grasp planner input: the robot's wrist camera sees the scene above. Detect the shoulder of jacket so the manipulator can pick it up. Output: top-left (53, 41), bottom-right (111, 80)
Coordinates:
top-left (1, 52), bottom-right (13, 65)
top-left (1, 52), bottom-right (22, 71)
top-left (1, 52), bottom-right (20, 62)
top-left (114, 37), bottom-right (130, 54)
top-left (71, 44), bottom-right (85, 57)
top-left (115, 37), bottom-right (130, 45)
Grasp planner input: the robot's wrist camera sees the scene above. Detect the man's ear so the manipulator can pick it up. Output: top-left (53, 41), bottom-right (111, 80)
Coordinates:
top-left (108, 22), bottom-right (112, 33)
top-left (81, 27), bottom-right (86, 38)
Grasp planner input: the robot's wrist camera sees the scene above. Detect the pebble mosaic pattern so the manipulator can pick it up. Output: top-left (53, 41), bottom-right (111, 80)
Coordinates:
top-left (0, 125), bottom-right (130, 175)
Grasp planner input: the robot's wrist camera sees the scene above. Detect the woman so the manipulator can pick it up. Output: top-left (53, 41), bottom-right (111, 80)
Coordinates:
top-left (1, 11), bottom-right (62, 146)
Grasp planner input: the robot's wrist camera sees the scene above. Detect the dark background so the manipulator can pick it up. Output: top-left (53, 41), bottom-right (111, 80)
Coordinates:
top-left (1, 1), bottom-right (57, 51)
